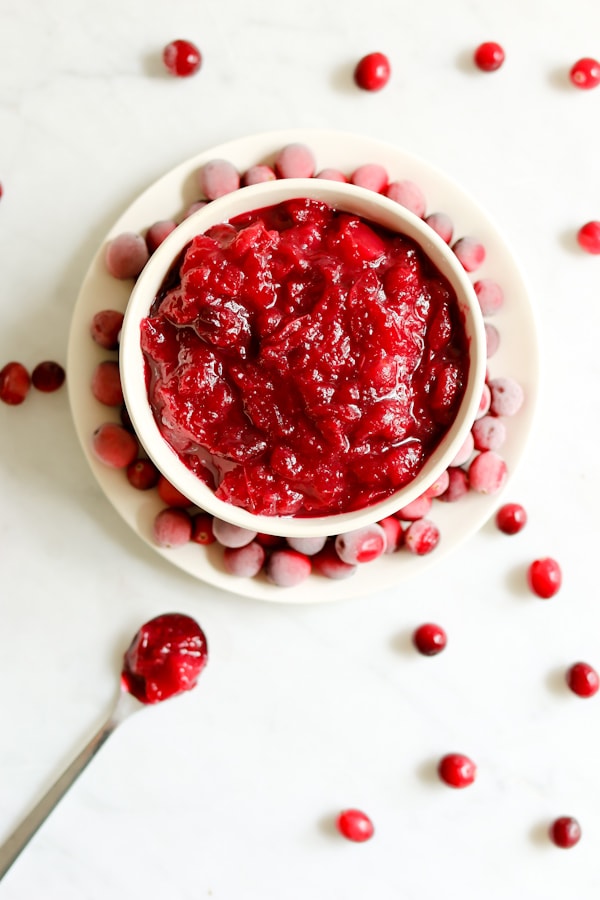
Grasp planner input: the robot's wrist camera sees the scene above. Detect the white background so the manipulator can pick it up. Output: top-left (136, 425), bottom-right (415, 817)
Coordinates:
top-left (1, 1), bottom-right (600, 897)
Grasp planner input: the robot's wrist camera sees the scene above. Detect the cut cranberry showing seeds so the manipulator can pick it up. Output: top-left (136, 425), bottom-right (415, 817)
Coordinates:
top-left (413, 623), bottom-right (447, 656)
top-left (577, 221), bottom-right (600, 254)
top-left (569, 57), bottom-right (600, 90)
top-left (474, 41), bottom-right (505, 72)
top-left (90, 309), bottom-right (124, 349)
top-left (527, 557), bottom-right (562, 599)
top-left (92, 422), bottom-right (138, 468)
top-left (495, 502), bottom-right (527, 534)
top-left (438, 753), bottom-right (476, 788)
top-left (162, 39), bottom-right (202, 77)
top-left (336, 809), bottom-right (374, 842)
top-left (353, 52), bottom-right (391, 91)
top-left (0, 361), bottom-right (31, 405)
top-left (566, 662), bottom-right (599, 698)
top-left (31, 360), bottom-right (65, 392)
top-left (549, 816), bottom-right (581, 849)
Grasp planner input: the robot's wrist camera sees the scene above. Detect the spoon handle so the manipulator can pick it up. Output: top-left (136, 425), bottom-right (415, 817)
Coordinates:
top-left (0, 712), bottom-right (119, 881)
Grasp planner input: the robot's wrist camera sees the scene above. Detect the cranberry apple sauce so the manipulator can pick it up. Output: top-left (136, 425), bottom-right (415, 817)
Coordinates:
top-left (140, 198), bottom-right (470, 517)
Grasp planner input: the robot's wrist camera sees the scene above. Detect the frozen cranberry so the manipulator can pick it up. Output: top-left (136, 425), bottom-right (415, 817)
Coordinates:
top-left (31, 360), bottom-right (65, 392)
top-left (212, 518), bottom-right (257, 548)
top-left (274, 143), bottom-right (316, 179)
top-left (485, 322), bottom-right (500, 358)
top-left (146, 220), bottom-right (177, 254)
top-left (90, 309), bottom-right (124, 350)
top-left (569, 57), bottom-right (600, 89)
top-left (475, 383), bottom-right (492, 420)
top-left (91, 360), bottom-right (123, 406)
top-left (566, 662), bottom-right (599, 698)
top-left (472, 415), bottom-right (506, 452)
top-left (198, 159), bottom-right (240, 200)
top-left (473, 279), bottom-right (504, 315)
top-left (495, 502), bottom-right (527, 534)
top-left (152, 507), bottom-right (193, 548)
top-left (336, 809), bottom-right (374, 842)
top-left (105, 232), bottom-right (149, 279)
top-left (315, 168), bottom-right (348, 182)
top-left (378, 516), bottom-right (404, 552)
top-left (312, 542), bottom-right (357, 579)
top-left (162, 39), bottom-right (202, 77)
top-left (255, 532), bottom-right (286, 549)
top-left (452, 236), bottom-right (485, 272)
top-left (450, 431), bottom-right (475, 467)
top-left (266, 548), bottom-right (312, 586)
top-left (157, 475), bottom-right (191, 508)
top-left (396, 495), bottom-right (432, 521)
top-left (350, 163), bottom-right (388, 192)
top-left (527, 557), bottom-right (562, 599)
top-left (577, 220), bottom-right (600, 254)
top-left (92, 422), bottom-right (138, 468)
top-left (474, 41), bottom-right (505, 72)
top-left (335, 524), bottom-right (387, 564)
top-left (438, 753), bottom-right (476, 788)
top-left (438, 466), bottom-right (470, 502)
top-left (0, 361), bottom-right (31, 405)
top-left (182, 200), bottom-right (208, 219)
top-left (126, 457), bottom-right (160, 490)
top-left (489, 376), bottom-right (524, 416)
top-left (549, 816), bottom-right (581, 848)
top-left (404, 519), bottom-right (440, 555)
top-left (286, 535), bottom-right (327, 556)
top-left (354, 52), bottom-right (391, 91)
top-left (413, 623), bottom-right (447, 656)
top-left (468, 450), bottom-right (507, 494)
top-left (425, 212), bottom-right (454, 244)
top-left (223, 541), bottom-right (266, 577)
top-left (191, 513), bottom-right (215, 545)
top-left (241, 165), bottom-right (276, 186)
top-left (385, 180), bottom-right (426, 217)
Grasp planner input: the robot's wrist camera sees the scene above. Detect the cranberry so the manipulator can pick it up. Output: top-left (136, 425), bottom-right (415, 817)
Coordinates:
top-left (212, 518), bottom-right (257, 548)
top-left (404, 519), bottom-right (440, 555)
top-left (527, 557), bottom-right (562, 599)
top-left (105, 232), bottom-right (149, 279)
top-left (336, 809), bottom-right (374, 842)
top-left (450, 431), bottom-right (475, 467)
top-left (90, 309), bottom-right (124, 350)
top-left (473, 279), bottom-right (504, 315)
top-left (353, 52), bottom-right (391, 91)
top-left (31, 360), bottom-right (65, 392)
top-left (396, 495), bottom-right (432, 521)
top-left (126, 458), bottom-right (160, 491)
top-left (495, 502), bottom-right (527, 535)
top-left (484, 322), bottom-right (500, 358)
top-left (438, 753), bottom-right (476, 788)
top-left (423, 469), bottom-right (450, 499)
top-left (162, 39), bottom-right (202, 77)
top-left (488, 376), bottom-right (524, 416)
top-left (566, 662), bottom-right (599, 698)
top-left (471, 415), bottom-right (506, 452)
top-left (569, 57), bottom-right (600, 89)
top-left (549, 816), bottom-right (581, 848)
top-left (577, 221), bottom-right (600, 254)
top-left (438, 466), bottom-right (470, 502)
top-left (274, 143), bottom-right (316, 179)
top-left (152, 507), bottom-right (193, 548)
top-left (146, 220), bottom-right (177, 254)
top-left (474, 41), bottom-right (505, 72)
top-left (198, 159), bottom-right (240, 200)
top-left (315, 168), bottom-right (348, 183)
top-left (223, 542), bottom-right (266, 577)
top-left (0, 361), bottom-right (31, 405)
top-left (91, 360), bottom-right (123, 406)
top-left (286, 535), bottom-right (327, 556)
top-left (335, 524), bottom-right (387, 564)
top-left (312, 542), bottom-right (357, 579)
top-left (0, 181), bottom-right (3, 200)
top-left (468, 450), bottom-right (508, 495)
top-left (266, 548), bottom-right (312, 586)
top-left (378, 515), bottom-right (404, 552)
top-left (475, 383), bottom-right (492, 420)
top-left (92, 422), bottom-right (138, 468)
top-left (191, 513), bottom-right (216, 545)
top-left (242, 164), bottom-right (277, 186)
top-left (413, 623), bottom-right (447, 656)
top-left (385, 180), bottom-right (427, 218)
top-left (452, 236), bottom-right (485, 272)
top-left (157, 475), bottom-right (191, 508)
top-left (425, 212), bottom-right (454, 244)
top-left (350, 163), bottom-right (388, 193)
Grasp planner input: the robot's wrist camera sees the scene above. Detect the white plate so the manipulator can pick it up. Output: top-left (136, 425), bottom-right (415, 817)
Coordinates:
top-left (67, 128), bottom-right (539, 603)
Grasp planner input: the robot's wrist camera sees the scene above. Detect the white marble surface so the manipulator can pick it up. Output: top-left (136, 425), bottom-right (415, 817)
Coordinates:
top-left (1, 0), bottom-right (600, 897)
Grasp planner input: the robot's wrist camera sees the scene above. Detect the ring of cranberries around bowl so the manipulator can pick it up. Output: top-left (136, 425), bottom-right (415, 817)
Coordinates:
top-left (119, 178), bottom-right (486, 539)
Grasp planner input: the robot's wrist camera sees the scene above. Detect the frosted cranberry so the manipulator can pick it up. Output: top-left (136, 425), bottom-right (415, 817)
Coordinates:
top-left (475, 383), bottom-right (492, 420)
top-left (425, 212), bottom-right (454, 244)
top-left (495, 502), bottom-right (527, 534)
top-left (378, 516), bottom-right (404, 552)
top-left (566, 662), bottom-right (599, 698)
top-left (153, 507), bottom-right (193, 548)
top-left (274, 143), bottom-right (316, 179)
top-left (423, 469), bottom-right (450, 499)
top-left (489, 376), bottom-right (524, 416)
top-left (354, 52), bottom-right (391, 91)
top-left (241, 164), bottom-right (276, 186)
top-left (223, 541), bottom-right (266, 577)
top-left (396, 495), bottom-right (432, 521)
top-left (105, 232), bottom-right (149, 279)
top-left (385, 180), bottom-right (427, 218)
top-left (438, 466), bottom-right (470, 502)
top-left (198, 159), bottom-right (240, 200)
top-left (212, 518), bottom-right (257, 548)
top-left (126, 458), bottom-right (160, 490)
top-left (438, 753), bottom-right (476, 788)
top-left (255, 532), bottom-right (286, 549)
top-left (315, 168), bottom-right (348, 182)
top-left (472, 415), bottom-right (506, 452)
top-left (312, 542), bottom-right (357, 579)
top-left (473, 279), bottom-right (504, 315)
top-left (468, 450), bottom-right (507, 494)
top-left (527, 557), bottom-right (562, 599)
top-left (413, 623), bottom-right (447, 656)
top-left (191, 513), bottom-right (215, 545)
top-left (146, 220), bottom-right (177, 254)
top-left (549, 816), bottom-right (581, 848)
top-left (286, 535), bottom-right (327, 556)
top-left (335, 524), bottom-right (387, 564)
top-left (452, 236), bottom-right (485, 272)
top-left (485, 323), bottom-right (500, 358)
top-left (336, 809), bottom-right (374, 842)
top-left (350, 163), bottom-right (388, 193)
top-left (474, 41), bottom-right (505, 72)
top-left (0, 361), bottom-right (30, 405)
top-left (404, 519), bottom-right (440, 555)
top-left (266, 548), bottom-right (312, 586)
top-left (157, 475), bottom-right (191, 508)
top-left (570, 57), bottom-right (600, 89)
top-left (90, 309), bottom-right (124, 350)
top-left (182, 200), bottom-right (208, 219)
top-left (92, 422), bottom-right (138, 468)
top-left (91, 360), bottom-right (123, 406)
top-left (162, 39), bottom-right (202, 77)
top-left (449, 430), bottom-right (474, 467)
top-left (31, 360), bottom-right (65, 392)
top-left (577, 221), bottom-right (600, 254)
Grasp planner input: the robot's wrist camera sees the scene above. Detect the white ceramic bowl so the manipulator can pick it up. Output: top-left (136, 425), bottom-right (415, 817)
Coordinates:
top-left (120, 178), bottom-right (486, 538)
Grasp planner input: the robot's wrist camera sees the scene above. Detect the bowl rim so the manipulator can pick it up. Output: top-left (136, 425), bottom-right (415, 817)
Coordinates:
top-left (119, 177), bottom-right (486, 538)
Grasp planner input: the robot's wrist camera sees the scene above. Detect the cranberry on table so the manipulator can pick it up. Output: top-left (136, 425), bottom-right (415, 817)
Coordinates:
top-left (577, 220), bottom-right (600, 254)
top-left (31, 360), bottom-right (65, 392)
top-left (353, 52), bottom-right (391, 91)
top-left (474, 41), bottom-right (505, 72)
top-left (0, 361), bottom-right (31, 405)
top-left (569, 57), bottom-right (600, 89)
top-left (566, 662), bottom-right (599, 698)
top-left (495, 502), bottom-right (527, 535)
top-left (438, 753), bottom-right (476, 788)
top-left (336, 809), bottom-right (374, 842)
top-left (413, 623), bottom-right (447, 656)
top-left (527, 557), bottom-right (562, 598)
top-left (162, 39), bottom-right (202, 77)
top-left (549, 816), bottom-right (581, 849)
